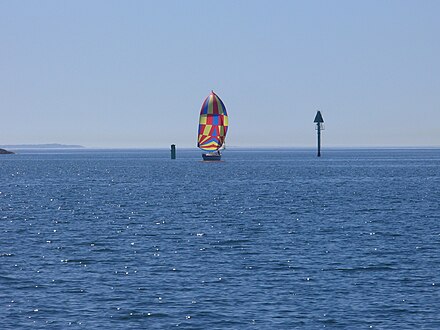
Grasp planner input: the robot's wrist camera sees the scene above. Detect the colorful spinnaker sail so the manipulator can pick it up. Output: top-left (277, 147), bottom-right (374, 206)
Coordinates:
top-left (197, 91), bottom-right (228, 151)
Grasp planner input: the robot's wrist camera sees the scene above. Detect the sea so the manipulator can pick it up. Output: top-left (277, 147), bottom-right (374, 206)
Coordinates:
top-left (1, 148), bottom-right (439, 329)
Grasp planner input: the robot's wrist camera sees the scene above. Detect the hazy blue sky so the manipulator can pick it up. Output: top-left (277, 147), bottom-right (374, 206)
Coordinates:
top-left (1, 0), bottom-right (439, 148)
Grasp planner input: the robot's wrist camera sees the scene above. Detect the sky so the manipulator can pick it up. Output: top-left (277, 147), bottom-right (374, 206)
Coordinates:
top-left (1, 0), bottom-right (439, 148)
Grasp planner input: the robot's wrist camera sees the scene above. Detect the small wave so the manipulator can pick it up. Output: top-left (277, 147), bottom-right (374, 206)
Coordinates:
top-left (91, 247), bottom-right (115, 253)
top-left (330, 265), bottom-right (397, 272)
top-left (60, 258), bottom-right (94, 264)
top-left (214, 239), bottom-right (251, 246)
top-left (117, 311), bottom-right (169, 320)
top-left (0, 274), bottom-right (19, 281)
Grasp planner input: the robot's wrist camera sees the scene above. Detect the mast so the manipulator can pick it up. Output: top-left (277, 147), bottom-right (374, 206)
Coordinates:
top-left (314, 111), bottom-right (324, 157)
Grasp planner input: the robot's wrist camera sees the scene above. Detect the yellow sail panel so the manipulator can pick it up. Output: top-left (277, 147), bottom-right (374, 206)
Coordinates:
top-left (199, 115), bottom-right (207, 125)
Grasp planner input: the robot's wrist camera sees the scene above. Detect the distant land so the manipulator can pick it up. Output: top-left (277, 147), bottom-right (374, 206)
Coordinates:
top-left (0, 144), bottom-right (85, 149)
top-left (0, 148), bottom-right (14, 154)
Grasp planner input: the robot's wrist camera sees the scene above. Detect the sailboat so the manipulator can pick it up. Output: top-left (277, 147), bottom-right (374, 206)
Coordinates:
top-left (197, 91), bottom-right (229, 161)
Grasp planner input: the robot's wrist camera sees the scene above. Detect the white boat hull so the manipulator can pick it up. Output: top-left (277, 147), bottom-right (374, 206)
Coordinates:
top-left (202, 153), bottom-right (221, 161)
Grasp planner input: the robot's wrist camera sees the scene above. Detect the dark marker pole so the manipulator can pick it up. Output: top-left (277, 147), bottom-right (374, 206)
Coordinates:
top-left (314, 111), bottom-right (324, 157)
top-left (171, 144), bottom-right (176, 159)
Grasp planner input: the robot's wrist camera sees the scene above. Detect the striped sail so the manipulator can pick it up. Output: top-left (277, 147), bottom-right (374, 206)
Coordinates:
top-left (197, 91), bottom-right (229, 151)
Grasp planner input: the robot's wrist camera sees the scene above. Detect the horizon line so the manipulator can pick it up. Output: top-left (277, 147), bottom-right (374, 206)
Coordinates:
top-left (4, 145), bottom-right (440, 150)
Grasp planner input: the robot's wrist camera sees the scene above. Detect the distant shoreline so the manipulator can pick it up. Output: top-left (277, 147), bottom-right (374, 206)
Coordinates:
top-left (0, 148), bottom-right (14, 154)
top-left (0, 144), bottom-right (85, 149)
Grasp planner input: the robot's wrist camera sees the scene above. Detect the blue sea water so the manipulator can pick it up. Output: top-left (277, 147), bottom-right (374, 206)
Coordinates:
top-left (1, 148), bottom-right (440, 329)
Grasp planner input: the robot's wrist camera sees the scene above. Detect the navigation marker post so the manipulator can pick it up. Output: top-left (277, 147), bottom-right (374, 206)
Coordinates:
top-left (171, 144), bottom-right (176, 159)
top-left (314, 111), bottom-right (324, 157)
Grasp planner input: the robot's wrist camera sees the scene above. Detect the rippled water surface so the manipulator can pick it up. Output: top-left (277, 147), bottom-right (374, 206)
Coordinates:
top-left (1, 148), bottom-right (440, 329)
